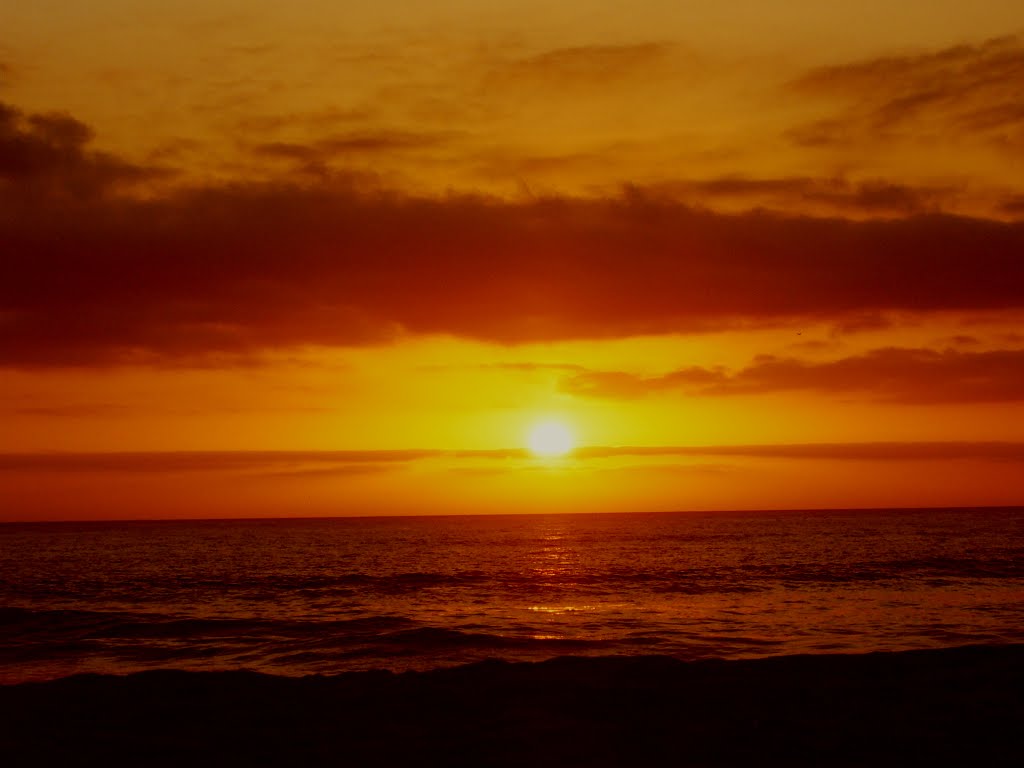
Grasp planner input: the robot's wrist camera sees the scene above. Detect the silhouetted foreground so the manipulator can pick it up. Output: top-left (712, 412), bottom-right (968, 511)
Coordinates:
top-left (2, 645), bottom-right (1022, 767)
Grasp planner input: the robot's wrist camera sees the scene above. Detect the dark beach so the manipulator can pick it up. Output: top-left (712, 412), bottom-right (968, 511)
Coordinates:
top-left (2, 644), bottom-right (1022, 767)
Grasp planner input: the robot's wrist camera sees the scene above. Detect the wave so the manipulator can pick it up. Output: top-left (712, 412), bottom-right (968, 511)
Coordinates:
top-left (8, 555), bottom-right (1019, 605)
top-left (0, 607), bottom-right (418, 639)
top-left (0, 607), bottom-right (619, 663)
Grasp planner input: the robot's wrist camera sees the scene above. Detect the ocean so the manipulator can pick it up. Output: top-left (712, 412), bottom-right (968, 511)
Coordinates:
top-left (2, 507), bottom-right (1023, 684)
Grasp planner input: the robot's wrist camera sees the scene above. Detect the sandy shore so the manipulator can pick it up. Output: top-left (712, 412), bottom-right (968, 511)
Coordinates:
top-left (2, 644), bottom-right (1022, 766)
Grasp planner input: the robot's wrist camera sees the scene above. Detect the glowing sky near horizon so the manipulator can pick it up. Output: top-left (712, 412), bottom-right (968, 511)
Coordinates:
top-left (2, 1), bottom-right (1024, 518)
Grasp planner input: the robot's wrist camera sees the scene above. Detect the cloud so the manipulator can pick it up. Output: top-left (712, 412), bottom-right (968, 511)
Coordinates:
top-left (253, 130), bottom-right (453, 165)
top-left (472, 150), bottom-right (611, 185)
top-left (576, 442), bottom-right (1024, 462)
top-left (3, 179), bottom-right (1024, 366)
top-left (1001, 194), bottom-right (1024, 217)
top-left (560, 347), bottom-right (1024, 403)
top-left (561, 366), bottom-right (726, 399)
top-left (945, 335), bottom-right (982, 347)
top-left (0, 449), bottom-right (522, 474)
top-left (3, 98), bottom-right (1024, 366)
top-left (3, 182), bottom-right (1024, 366)
top-left (788, 36), bottom-right (1024, 151)
top-left (3, 442), bottom-right (1024, 475)
top-left (657, 176), bottom-right (953, 216)
top-left (10, 404), bottom-right (127, 418)
top-left (234, 107), bottom-right (373, 135)
top-left (484, 43), bottom-right (674, 91)
top-left (0, 101), bottom-right (163, 199)
top-left (830, 312), bottom-right (894, 335)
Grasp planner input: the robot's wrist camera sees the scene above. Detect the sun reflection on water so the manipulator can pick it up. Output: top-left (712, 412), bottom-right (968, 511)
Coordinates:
top-left (527, 605), bottom-right (597, 614)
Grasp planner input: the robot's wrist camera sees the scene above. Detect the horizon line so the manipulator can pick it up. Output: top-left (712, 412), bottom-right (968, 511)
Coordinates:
top-left (2, 439), bottom-right (1024, 470)
top-left (3, 503), bottom-right (1023, 526)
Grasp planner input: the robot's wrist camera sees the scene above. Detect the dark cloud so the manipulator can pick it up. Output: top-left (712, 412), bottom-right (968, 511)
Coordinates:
top-left (253, 130), bottom-right (451, 162)
top-left (946, 335), bottom-right (982, 347)
top-left (252, 142), bottom-right (320, 161)
top-left (560, 347), bottom-right (1024, 403)
top-left (3, 99), bottom-right (1024, 366)
top-left (787, 339), bottom-right (839, 353)
top-left (660, 176), bottom-right (951, 216)
top-left (3, 181), bottom-right (1024, 366)
top-left (0, 101), bottom-right (162, 199)
top-left (473, 150), bottom-right (609, 184)
top-left (1001, 194), bottom-right (1024, 217)
top-left (830, 312), bottom-right (894, 335)
top-left (788, 36), bottom-right (1024, 150)
top-left (3, 442), bottom-right (1024, 475)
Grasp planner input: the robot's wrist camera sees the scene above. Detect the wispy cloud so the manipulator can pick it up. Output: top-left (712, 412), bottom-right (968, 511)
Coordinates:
top-left (656, 176), bottom-right (955, 216)
top-left (252, 130), bottom-right (454, 163)
top-left (576, 442), bottom-right (1024, 462)
top-left (3, 442), bottom-right (1024, 475)
top-left (0, 449), bottom-right (522, 474)
top-left (560, 347), bottom-right (1024, 403)
top-left (483, 43), bottom-right (676, 91)
top-left (788, 36), bottom-right (1024, 152)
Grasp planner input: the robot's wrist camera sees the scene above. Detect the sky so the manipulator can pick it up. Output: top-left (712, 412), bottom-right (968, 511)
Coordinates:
top-left (2, 1), bottom-right (1024, 519)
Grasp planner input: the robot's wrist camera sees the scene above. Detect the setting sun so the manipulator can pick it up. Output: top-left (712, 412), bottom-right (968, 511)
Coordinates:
top-left (526, 420), bottom-right (576, 458)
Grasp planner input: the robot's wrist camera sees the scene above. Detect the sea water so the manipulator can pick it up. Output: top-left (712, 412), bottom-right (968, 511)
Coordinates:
top-left (2, 507), bottom-right (1022, 683)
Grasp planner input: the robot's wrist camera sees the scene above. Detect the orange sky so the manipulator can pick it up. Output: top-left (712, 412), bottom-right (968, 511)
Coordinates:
top-left (2, 2), bottom-right (1024, 519)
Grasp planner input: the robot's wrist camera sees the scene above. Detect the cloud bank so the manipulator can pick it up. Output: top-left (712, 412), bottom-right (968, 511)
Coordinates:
top-left (3, 94), bottom-right (1024, 367)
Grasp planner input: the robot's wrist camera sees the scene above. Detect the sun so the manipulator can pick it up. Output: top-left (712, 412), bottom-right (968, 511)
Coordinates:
top-left (526, 419), bottom-right (576, 458)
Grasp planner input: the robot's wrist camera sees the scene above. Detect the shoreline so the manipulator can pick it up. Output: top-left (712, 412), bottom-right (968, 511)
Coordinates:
top-left (3, 643), bottom-right (1022, 766)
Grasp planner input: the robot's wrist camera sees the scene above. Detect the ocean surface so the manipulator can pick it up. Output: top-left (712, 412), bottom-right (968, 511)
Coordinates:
top-left (2, 508), bottom-right (1023, 684)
